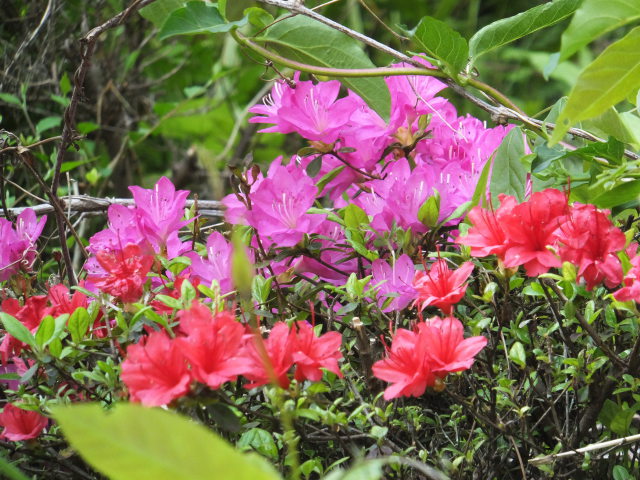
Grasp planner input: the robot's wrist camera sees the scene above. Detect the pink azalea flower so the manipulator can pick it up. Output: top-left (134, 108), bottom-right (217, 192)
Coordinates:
top-left (413, 259), bottom-right (474, 314)
top-left (371, 254), bottom-right (417, 311)
top-left (187, 231), bottom-right (233, 293)
top-left (0, 296), bottom-right (51, 363)
top-left (0, 209), bottom-right (46, 281)
top-left (245, 162), bottom-right (325, 248)
top-left (129, 176), bottom-right (190, 253)
top-left (249, 74), bottom-right (355, 143)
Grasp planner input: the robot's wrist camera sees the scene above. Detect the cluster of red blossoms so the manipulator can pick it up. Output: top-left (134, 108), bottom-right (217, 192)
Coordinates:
top-left (372, 316), bottom-right (487, 400)
top-left (120, 301), bottom-right (343, 406)
top-left (458, 188), bottom-right (630, 290)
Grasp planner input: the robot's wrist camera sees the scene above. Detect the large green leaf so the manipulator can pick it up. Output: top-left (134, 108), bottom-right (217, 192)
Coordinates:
top-left (559, 0), bottom-right (640, 60)
top-left (53, 403), bottom-right (281, 480)
top-left (550, 26), bottom-right (640, 145)
top-left (490, 127), bottom-right (528, 202)
top-left (258, 16), bottom-right (390, 119)
top-left (412, 16), bottom-right (468, 76)
top-left (139, 0), bottom-right (184, 27)
top-left (469, 0), bottom-right (580, 62)
top-left (158, 2), bottom-right (247, 40)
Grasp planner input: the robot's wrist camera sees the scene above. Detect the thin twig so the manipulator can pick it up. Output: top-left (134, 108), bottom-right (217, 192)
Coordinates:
top-left (529, 433), bottom-right (640, 465)
top-left (543, 280), bottom-right (627, 370)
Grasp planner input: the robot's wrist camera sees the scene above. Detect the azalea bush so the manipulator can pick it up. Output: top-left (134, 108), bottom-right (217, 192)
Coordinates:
top-left (2, 0), bottom-right (640, 479)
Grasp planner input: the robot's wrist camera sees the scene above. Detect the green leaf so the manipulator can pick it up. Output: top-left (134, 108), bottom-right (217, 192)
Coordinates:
top-left (418, 193), bottom-right (440, 227)
top-left (550, 27), bottom-right (640, 145)
top-left (583, 107), bottom-right (640, 147)
top-left (470, 153), bottom-right (493, 207)
top-left (244, 7), bottom-right (274, 29)
top-left (316, 165), bottom-right (346, 194)
top-left (158, 2), bottom-right (247, 40)
top-left (412, 16), bottom-right (468, 76)
top-left (59, 72), bottom-right (72, 96)
top-left (35, 116), bottom-right (62, 135)
top-left (0, 93), bottom-right (21, 106)
top-left (591, 180), bottom-right (640, 209)
top-left (509, 341), bottom-right (527, 368)
top-left (259, 16), bottom-right (390, 119)
top-left (0, 313), bottom-right (36, 350)
top-left (140, 0), bottom-right (185, 27)
top-left (35, 316), bottom-right (54, 349)
top-left (237, 428), bottom-right (279, 460)
top-left (559, 0), bottom-right (640, 61)
top-left (53, 403), bottom-right (282, 480)
top-left (68, 307), bottom-right (91, 344)
top-left (231, 228), bottom-right (254, 299)
top-left (469, 0), bottom-right (580, 62)
top-left (0, 451), bottom-right (29, 480)
top-left (489, 127), bottom-right (527, 202)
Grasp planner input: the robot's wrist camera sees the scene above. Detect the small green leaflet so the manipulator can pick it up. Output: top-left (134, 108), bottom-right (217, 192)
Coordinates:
top-left (469, 0), bottom-right (580, 63)
top-left (412, 16), bottom-right (468, 77)
top-left (158, 2), bottom-right (247, 40)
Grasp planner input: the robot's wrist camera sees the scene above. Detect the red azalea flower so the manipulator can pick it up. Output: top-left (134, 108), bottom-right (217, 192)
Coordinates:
top-left (291, 322), bottom-right (343, 382)
top-left (92, 244), bottom-right (154, 303)
top-left (0, 404), bottom-right (48, 441)
top-left (0, 296), bottom-right (51, 363)
top-left (373, 317), bottom-right (487, 400)
top-left (419, 316), bottom-right (487, 378)
top-left (176, 303), bottom-right (250, 389)
top-left (614, 254), bottom-right (640, 302)
top-left (372, 328), bottom-right (435, 400)
top-left (500, 189), bottom-right (568, 276)
top-left (243, 322), bottom-right (295, 389)
top-left (456, 194), bottom-right (517, 259)
top-left (47, 284), bottom-right (89, 316)
top-left (556, 204), bottom-right (626, 290)
top-left (413, 260), bottom-right (474, 314)
top-left (120, 330), bottom-right (192, 406)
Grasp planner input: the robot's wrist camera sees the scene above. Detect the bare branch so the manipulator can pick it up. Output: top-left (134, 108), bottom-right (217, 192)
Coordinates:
top-left (0, 195), bottom-right (223, 219)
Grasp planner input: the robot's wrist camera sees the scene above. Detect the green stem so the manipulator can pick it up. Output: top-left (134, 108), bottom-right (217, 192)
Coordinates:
top-left (231, 30), bottom-right (448, 80)
top-left (466, 77), bottom-right (526, 116)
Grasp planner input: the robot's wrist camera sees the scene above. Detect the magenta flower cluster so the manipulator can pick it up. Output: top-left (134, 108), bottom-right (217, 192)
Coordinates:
top-left (0, 209), bottom-right (46, 282)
